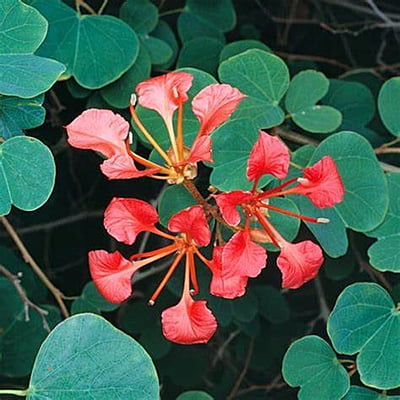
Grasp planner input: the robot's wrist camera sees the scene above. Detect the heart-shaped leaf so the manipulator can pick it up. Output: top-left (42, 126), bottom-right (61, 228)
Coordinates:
top-left (120, 0), bottom-right (158, 34)
top-left (378, 77), bottom-right (400, 137)
top-left (219, 39), bottom-right (271, 63)
top-left (328, 283), bottom-right (400, 389)
top-left (282, 335), bottom-right (350, 399)
top-left (0, 136), bottom-right (56, 216)
top-left (219, 49), bottom-right (289, 129)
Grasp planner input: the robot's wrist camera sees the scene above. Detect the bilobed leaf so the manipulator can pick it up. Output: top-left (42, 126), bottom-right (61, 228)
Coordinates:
top-left (282, 335), bottom-right (350, 400)
top-left (120, 0), bottom-right (158, 34)
top-left (378, 77), bottom-right (400, 137)
top-left (0, 54), bottom-right (65, 98)
top-left (0, 94), bottom-right (45, 139)
top-left (219, 40), bottom-right (271, 63)
top-left (0, 0), bottom-right (47, 54)
top-left (328, 283), bottom-right (400, 389)
top-left (219, 49), bottom-right (289, 129)
top-left (26, 314), bottom-right (159, 399)
top-left (0, 136), bottom-right (56, 216)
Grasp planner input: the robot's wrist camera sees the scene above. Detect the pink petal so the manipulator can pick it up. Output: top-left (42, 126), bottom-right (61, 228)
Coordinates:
top-left (213, 191), bottom-right (253, 226)
top-left (293, 156), bottom-right (345, 208)
top-left (100, 154), bottom-right (160, 180)
top-left (192, 83), bottom-right (246, 136)
top-left (66, 109), bottom-right (129, 158)
top-left (222, 230), bottom-right (267, 278)
top-left (136, 72), bottom-right (193, 127)
top-left (208, 246), bottom-right (248, 299)
top-left (277, 241), bottom-right (324, 289)
top-left (187, 136), bottom-right (213, 163)
top-left (161, 294), bottom-right (217, 344)
top-left (89, 250), bottom-right (139, 303)
top-left (168, 205), bottom-right (211, 247)
top-left (104, 198), bottom-right (159, 245)
top-left (247, 131), bottom-right (290, 182)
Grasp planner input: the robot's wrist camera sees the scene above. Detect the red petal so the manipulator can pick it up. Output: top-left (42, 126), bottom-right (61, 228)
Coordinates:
top-left (187, 136), bottom-right (213, 163)
top-left (100, 154), bottom-right (160, 180)
top-left (136, 72), bottom-right (193, 126)
top-left (293, 156), bottom-right (345, 208)
top-left (168, 205), bottom-right (211, 247)
top-left (213, 191), bottom-right (252, 226)
top-left (222, 230), bottom-right (267, 278)
top-left (66, 109), bottom-right (129, 158)
top-left (104, 198), bottom-right (159, 245)
top-left (161, 294), bottom-right (217, 344)
top-left (89, 250), bottom-right (138, 303)
top-left (192, 83), bottom-right (246, 136)
top-left (247, 131), bottom-right (290, 181)
top-left (277, 241), bottom-right (324, 289)
top-left (208, 246), bottom-right (248, 298)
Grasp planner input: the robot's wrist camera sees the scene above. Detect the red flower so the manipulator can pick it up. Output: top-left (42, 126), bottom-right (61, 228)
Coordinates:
top-left (214, 191), bottom-right (253, 226)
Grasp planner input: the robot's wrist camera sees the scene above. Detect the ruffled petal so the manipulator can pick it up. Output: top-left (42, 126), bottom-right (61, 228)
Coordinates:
top-left (208, 246), bottom-right (248, 299)
top-left (192, 83), bottom-right (246, 136)
top-left (187, 136), bottom-right (213, 163)
top-left (247, 131), bottom-right (290, 181)
top-left (104, 198), bottom-right (159, 245)
top-left (161, 294), bottom-right (217, 344)
top-left (100, 154), bottom-right (160, 180)
top-left (277, 240), bottom-right (324, 289)
top-left (293, 156), bottom-right (345, 208)
top-left (168, 205), bottom-right (211, 247)
top-left (213, 191), bottom-right (252, 226)
top-left (66, 109), bottom-right (129, 158)
top-left (222, 230), bottom-right (267, 278)
top-left (136, 71), bottom-right (193, 126)
top-left (88, 250), bottom-right (138, 303)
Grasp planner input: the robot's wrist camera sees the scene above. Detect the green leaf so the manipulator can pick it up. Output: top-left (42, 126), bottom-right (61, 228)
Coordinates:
top-left (0, 279), bottom-right (60, 377)
top-left (27, 0), bottom-right (139, 89)
top-left (66, 79), bottom-right (91, 99)
top-left (120, 0), bottom-right (158, 34)
top-left (71, 281), bottom-right (119, 314)
top-left (141, 35), bottom-right (173, 65)
top-left (219, 49), bottom-right (289, 129)
top-left (323, 251), bottom-right (356, 281)
top-left (252, 285), bottom-right (290, 323)
top-left (0, 0), bottom-right (47, 54)
top-left (378, 77), bottom-right (400, 137)
top-left (282, 335), bottom-right (350, 400)
top-left (232, 290), bottom-right (258, 323)
top-left (151, 20), bottom-right (179, 69)
top-left (328, 283), bottom-right (400, 389)
top-left (0, 94), bottom-right (45, 139)
top-left (344, 386), bottom-right (400, 399)
top-left (291, 106), bottom-right (342, 133)
top-left (0, 54), bottom-right (65, 97)
top-left (219, 39), bottom-right (271, 63)
top-left (101, 46), bottom-right (151, 109)
top-left (27, 314), bottom-right (159, 399)
top-left (177, 391), bottom-right (214, 400)
top-left (177, 37), bottom-right (224, 75)
top-left (0, 136), bottom-right (56, 216)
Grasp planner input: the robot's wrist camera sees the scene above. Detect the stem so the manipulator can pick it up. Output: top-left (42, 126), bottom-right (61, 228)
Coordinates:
top-left (0, 389), bottom-right (28, 396)
top-left (97, 0), bottom-right (109, 14)
top-left (176, 98), bottom-right (184, 162)
top-left (75, 0), bottom-right (96, 14)
top-left (253, 210), bottom-right (281, 247)
top-left (375, 147), bottom-right (400, 155)
top-left (159, 7), bottom-right (184, 17)
top-left (0, 217), bottom-right (70, 319)
top-left (183, 180), bottom-right (208, 206)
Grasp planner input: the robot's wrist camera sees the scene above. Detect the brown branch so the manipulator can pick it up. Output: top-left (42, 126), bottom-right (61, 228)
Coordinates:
top-left (0, 217), bottom-right (70, 318)
top-left (235, 375), bottom-right (286, 397)
top-left (0, 265), bottom-right (50, 331)
top-left (276, 51), bottom-right (352, 70)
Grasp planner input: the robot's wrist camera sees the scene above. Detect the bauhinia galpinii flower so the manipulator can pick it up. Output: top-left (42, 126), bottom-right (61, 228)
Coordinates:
top-left (66, 71), bottom-right (345, 345)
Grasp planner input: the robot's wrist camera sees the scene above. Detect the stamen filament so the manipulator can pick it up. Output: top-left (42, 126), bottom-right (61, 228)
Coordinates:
top-left (166, 119), bottom-right (180, 165)
top-left (130, 243), bottom-right (179, 261)
top-left (253, 209), bottom-right (282, 248)
top-left (188, 250), bottom-right (199, 295)
top-left (129, 103), bottom-right (172, 166)
top-left (148, 250), bottom-right (186, 305)
top-left (135, 245), bottom-right (180, 269)
top-left (149, 227), bottom-right (177, 241)
top-left (258, 178), bottom-right (298, 199)
top-left (193, 247), bottom-right (213, 269)
top-left (251, 177), bottom-right (261, 193)
top-left (125, 140), bottom-right (169, 173)
top-left (176, 98), bottom-right (185, 162)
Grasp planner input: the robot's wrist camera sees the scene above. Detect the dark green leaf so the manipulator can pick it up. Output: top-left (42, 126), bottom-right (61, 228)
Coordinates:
top-left (120, 0), bottom-right (158, 34)
top-left (177, 391), bottom-right (214, 400)
top-left (252, 285), bottom-right (290, 323)
top-left (219, 40), bottom-right (271, 63)
top-left (343, 386), bottom-right (400, 399)
top-left (141, 35), bottom-right (173, 65)
top-left (378, 77), bottom-right (400, 137)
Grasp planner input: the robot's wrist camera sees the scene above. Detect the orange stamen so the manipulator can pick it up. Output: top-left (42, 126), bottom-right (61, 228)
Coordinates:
top-left (149, 227), bottom-right (177, 241)
top-left (258, 178), bottom-right (298, 199)
top-left (253, 209), bottom-right (282, 248)
top-left (130, 243), bottom-right (179, 261)
top-left (125, 140), bottom-right (169, 173)
top-left (176, 97), bottom-right (185, 162)
top-left (188, 250), bottom-right (199, 295)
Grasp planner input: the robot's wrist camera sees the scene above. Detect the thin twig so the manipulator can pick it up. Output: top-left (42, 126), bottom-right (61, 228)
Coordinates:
top-left (0, 265), bottom-right (50, 331)
top-left (98, 0), bottom-right (109, 15)
top-left (0, 217), bottom-right (70, 318)
top-left (235, 374), bottom-right (286, 397)
top-left (276, 51), bottom-right (352, 70)
top-left (212, 330), bottom-right (240, 367)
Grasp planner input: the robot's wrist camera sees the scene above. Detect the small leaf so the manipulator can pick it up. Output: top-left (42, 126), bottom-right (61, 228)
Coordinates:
top-left (120, 0), bottom-right (158, 34)
top-left (27, 314), bottom-right (159, 399)
top-left (219, 39), bottom-right (271, 63)
top-left (252, 285), bottom-right (290, 323)
top-left (282, 335), bottom-right (350, 400)
top-left (151, 20), bottom-right (179, 69)
top-left (292, 105), bottom-right (342, 133)
top-left (177, 391), bottom-right (214, 400)
top-left (378, 77), bottom-right (400, 137)
top-left (328, 283), bottom-right (400, 389)
top-left (232, 290), bottom-right (258, 323)
top-left (141, 35), bottom-right (173, 65)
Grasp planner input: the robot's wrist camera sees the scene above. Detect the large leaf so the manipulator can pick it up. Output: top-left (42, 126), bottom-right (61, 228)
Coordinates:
top-left (282, 335), bottom-right (350, 399)
top-left (378, 77), bottom-right (400, 137)
top-left (26, 0), bottom-right (139, 89)
top-left (328, 283), bottom-right (400, 389)
top-left (0, 94), bottom-right (45, 139)
top-left (0, 136), bottom-right (56, 215)
top-left (120, 0), bottom-right (158, 34)
top-left (0, 54), bottom-right (65, 98)
top-left (285, 70), bottom-right (342, 133)
top-left (0, 0), bottom-right (47, 54)
top-left (26, 313), bottom-right (159, 399)
top-left (219, 49), bottom-right (289, 129)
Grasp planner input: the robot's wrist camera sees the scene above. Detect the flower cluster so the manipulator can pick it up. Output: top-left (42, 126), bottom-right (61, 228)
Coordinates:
top-left (66, 71), bottom-right (345, 344)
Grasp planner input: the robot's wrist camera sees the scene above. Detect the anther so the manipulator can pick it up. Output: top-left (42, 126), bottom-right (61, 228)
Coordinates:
top-left (172, 86), bottom-right (179, 100)
top-left (128, 131), bottom-right (133, 144)
top-left (317, 217), bottom-right (330, 223)
top-left (130, 93), bottom-right (137, 106)
top-left (297, 178), bottom-right (308, 184)
top-left (147, 299), bottom-right (155, 306)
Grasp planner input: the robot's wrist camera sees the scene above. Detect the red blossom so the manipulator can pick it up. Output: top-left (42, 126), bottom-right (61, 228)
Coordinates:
top-left (277, 240), bottom-right (324, 289)
top-left (187, 136), bottom-right (213, 163)
top-left (104, 198), bottom-right (159, 245)
top-left (192, 83), bottom-right (246, 136)
top-left (213, 190), bottom-right (253, 226)
top-left (247, 131), bottom-right (290, 182)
